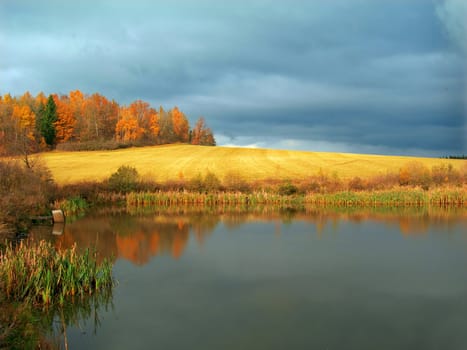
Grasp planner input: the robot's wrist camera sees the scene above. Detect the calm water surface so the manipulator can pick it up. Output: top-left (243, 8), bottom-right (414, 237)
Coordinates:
top-left (30, 207), bottom-right (467, 349)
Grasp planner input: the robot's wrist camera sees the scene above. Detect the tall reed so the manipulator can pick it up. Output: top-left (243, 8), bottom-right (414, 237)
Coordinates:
top-left (125, 188), bottom-right (466, 208)
top-left (0, 240), bottom-right (113, 306)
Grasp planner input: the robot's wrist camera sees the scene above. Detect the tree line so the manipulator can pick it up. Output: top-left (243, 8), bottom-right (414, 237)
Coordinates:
top-left (0, 90), bottom-right (216, 156)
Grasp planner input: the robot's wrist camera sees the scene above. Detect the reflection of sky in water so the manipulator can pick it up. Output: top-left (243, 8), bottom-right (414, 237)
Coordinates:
top-left (30, 209), bottom-right (467, 349)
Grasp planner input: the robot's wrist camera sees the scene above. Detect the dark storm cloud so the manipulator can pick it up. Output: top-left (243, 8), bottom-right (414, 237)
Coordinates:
top-left (0, 0), bottom-right (465, 156)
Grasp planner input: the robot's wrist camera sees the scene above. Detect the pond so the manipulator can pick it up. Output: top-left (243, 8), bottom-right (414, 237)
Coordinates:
top-left (27, 206), bottom-right (467, 349)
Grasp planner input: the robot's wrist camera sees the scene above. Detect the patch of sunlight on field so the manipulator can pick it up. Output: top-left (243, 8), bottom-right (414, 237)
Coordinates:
top-left (37, 144), bottom-right (465, 185)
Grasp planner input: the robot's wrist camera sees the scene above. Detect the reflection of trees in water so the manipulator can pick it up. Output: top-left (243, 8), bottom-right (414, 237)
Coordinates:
top-left (29, 217), bottom-right (118, 265)
top-left (299, 206), bottom-right (467, 236)
top-left (113, 216), bottom-right (190, 264)
top-left (29, 206), bottom-right (467, 266)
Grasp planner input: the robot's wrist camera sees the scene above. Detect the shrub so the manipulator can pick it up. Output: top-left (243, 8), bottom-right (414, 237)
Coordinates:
top-left (399, 161), bottom-right (431, 189)
top-left (462, 162), bottom-right (467, 184)
top-left (188, 173), bottom-right (205, 192)
top-left (432, 163), bottom-right (461, 186)
top-left (0, 160), bottom-right (54, 232)
top-left (59, 181), bottom-right (107, 202)
top-left (204, 171), bottom-right (222, 192)
top-left (348, 176), bottom-right (366, 191)
top-left (223, 171), bottom-right (251, 192)
top-left (299, 170), bottom-right (343, 193)
top-left (278, 181), bottom-right (299, 196)
top-left (365, 172), bottom-right (399, 190)
top-left (108, 165), bottom-right (139, 193)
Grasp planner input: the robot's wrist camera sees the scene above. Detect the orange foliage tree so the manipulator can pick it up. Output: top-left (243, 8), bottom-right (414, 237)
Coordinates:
top-left (12, 104), bottom-right (36, 142)
top-left (53, 95), bottom-right (76, 143)
top-left (191, 117), bottom-right (216, 146)
top-left (115, 106), bottom-right (145, 142)
top-left (171, 106), bottom-right (189, 142)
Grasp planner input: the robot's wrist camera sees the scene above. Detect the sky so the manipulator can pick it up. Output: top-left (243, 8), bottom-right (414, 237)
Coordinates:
top-left (1, 0), bottom-right (466, 157)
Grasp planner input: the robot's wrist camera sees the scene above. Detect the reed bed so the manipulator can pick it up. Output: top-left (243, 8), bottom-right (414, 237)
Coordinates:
top-left (305, 190), bottom-right (430, 207)
top-left (126, 191), bottom-right (307, 207)
top-left (126, 188), bottom-right (466, 208)
top-left (0, 240), bottom-right (113, 306)
top-left (54, 196), bottom-right (89, 216)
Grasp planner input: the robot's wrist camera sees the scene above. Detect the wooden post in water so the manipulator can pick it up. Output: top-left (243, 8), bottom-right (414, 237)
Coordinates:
top-left (52, 223), bottom-right (65, 235)
top-left (52, 209), bottom-right (65, 223)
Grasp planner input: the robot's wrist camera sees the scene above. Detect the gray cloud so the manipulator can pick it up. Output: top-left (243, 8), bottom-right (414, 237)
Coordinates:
top-left (436, 0), bottom-right (467, 53)
top-left (0, 0), bottom-right (465, 156)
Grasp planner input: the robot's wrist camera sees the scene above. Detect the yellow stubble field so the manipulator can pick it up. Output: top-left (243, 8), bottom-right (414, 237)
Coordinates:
top-left (38, 144), bottom-right (465, 185)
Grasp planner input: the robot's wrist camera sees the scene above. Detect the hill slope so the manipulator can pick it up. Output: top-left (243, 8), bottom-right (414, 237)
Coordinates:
top-left (39, 144), bottom-right (464, 185)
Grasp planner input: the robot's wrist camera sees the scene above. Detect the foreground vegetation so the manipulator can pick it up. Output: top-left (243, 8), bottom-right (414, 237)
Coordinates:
top-left (0, 240), bottom-right (113, 306)
top-left (0, 239), bottom-right (113, 349)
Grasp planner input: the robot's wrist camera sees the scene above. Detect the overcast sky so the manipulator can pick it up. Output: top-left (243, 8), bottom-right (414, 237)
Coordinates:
top-left (1, 0), bottom-right (466, 156)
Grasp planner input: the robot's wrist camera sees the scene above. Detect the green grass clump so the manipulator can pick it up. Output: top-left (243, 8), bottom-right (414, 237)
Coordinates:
top-left (0, 240), bottom-right (113, 306)
top-left (56, 196), bottom-right (89, 216)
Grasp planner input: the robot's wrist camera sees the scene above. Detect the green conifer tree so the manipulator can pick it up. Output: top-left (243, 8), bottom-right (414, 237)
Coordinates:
top-left (39, 95), bottom-right (58, 146)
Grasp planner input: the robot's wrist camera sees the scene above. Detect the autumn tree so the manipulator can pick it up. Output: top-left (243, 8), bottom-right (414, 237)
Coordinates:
top-left (53, 94), bottom-right (76, 143)
top-left (115, 106), bottom-right (145, 142)
top-left (148, 109), bottom-right (160, 140)
top-left (171, 106), bottom-right (189, 142)
top-left (85, 93), bottom-right (119, 140)
top-left (191, 117), bottom-right (216, 146)
top-left (115, 100), bottom-right (159, 143)
top-left (12, 104), bottom-right (38, 167)
top-left (128, 100), bottom-right (159, 142)
top-left (0, 90), bottom-right (216, 150)
top-left (0, 94), bottom-right (14, 155)
top-left (12, 105), bottom-right (36, 143)
top-left (158, 106), bottom-right (175, 144)
top-left (35, 92), bottom-right (47, 107)
top-left (69, 90), bottom-right (85, 140)
top-left (0, 93), bottom-right (39, 165)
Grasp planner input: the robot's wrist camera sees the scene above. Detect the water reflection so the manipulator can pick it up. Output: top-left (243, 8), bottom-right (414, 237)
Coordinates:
top-left (0, 286), bottom-right (112, 349)
top-left (30, 206), bottom-right (467, 266)
top-left (25, 206), bottom-right (467, 350)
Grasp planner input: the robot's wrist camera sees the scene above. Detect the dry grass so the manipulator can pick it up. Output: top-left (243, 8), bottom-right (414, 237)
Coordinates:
top-left (37, 144), bottom-right (465, 185)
